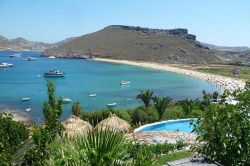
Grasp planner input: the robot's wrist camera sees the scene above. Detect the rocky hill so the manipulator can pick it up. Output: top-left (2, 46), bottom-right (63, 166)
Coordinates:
top-left (44, 25), bottom-right (225, 64)
top-left (0, 35), bottom-right (52, 51)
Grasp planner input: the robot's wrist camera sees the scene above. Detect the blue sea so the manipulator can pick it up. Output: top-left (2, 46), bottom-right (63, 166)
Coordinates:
top-left (0, 51), bottom-right (221, 123)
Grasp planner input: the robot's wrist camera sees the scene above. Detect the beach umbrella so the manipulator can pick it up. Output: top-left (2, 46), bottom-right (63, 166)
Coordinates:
top-left (95, 113), bottom-right (133, 133)
top-left (63, 115), bottom-right (92, 137)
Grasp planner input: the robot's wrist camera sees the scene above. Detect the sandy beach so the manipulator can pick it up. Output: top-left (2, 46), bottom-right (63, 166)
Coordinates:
top-left (94, 58), bottom-right (246, 92)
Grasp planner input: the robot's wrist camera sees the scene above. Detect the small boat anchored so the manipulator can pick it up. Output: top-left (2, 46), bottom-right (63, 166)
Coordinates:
top-left (89, 93), bottom-right (97, 97)
top-left (25, 108), bottom-right (31, 112)
top-left (26, 57), bottom-right (36, 61)
top-left (107, 102), bottom-right (117, 107)
top-left (44, 69), bottom-right (64, 77)
top-left (48, 56), bottom-right (56, 59)
top-left (9, 53), bottom-right (22, 58)
top-left (0, 63), bottom-right (13, 68)
top-left (62, 97), bottom-right (72, 104)
top-left (120, 80), bottom-right (131, 85)
top-left (20, 97), bottom-right (31, 102)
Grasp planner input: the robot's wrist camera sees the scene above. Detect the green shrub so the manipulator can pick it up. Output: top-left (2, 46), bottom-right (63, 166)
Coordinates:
top-left (162, 106), bottom-right (184, 120)
top-left (145, 107), bottom-right (159, 123)
top-left (115, 109), bottom-right (132, 124)
top-left (0, 113), bottom-right (29, 165)
top-left (130, 107), bottom-right (148, 125)
top-left (189, 109), bottom-right (203, 118)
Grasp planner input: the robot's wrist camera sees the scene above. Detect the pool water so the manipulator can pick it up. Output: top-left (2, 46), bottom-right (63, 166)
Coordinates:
top-left (137, 119), bottom-right (196, 133)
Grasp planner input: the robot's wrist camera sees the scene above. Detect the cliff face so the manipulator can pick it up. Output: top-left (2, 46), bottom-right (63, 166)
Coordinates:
top-left (44, 25), bottom-right (224, 64)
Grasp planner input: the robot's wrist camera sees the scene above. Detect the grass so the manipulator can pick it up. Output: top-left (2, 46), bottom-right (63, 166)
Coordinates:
top-left (179, 64), bottom-right (250, 81)
top-left (156, 151), bottom-right (195, 165)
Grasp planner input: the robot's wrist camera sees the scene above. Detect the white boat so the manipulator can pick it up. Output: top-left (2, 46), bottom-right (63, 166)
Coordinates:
top-left (20, 97), bottom-right (31, 102)
top-left (120, 80), bottom-right (131, 85)
top-left (107, 102), bottom-right (117, 107)
top-left (26, 57), bottom-right (36, 61)
top-left (9, 53), bottom-right (22, 58)
top-left (25, 108), bottom-right (31, 112)
top-left (48, 56), bottom-right (56, 59)
top-left (89, 93), bottom-right (97, 97)
top-left (0, 63), bottom-right (13, 68)
top-left (62, 97), bottom-right (72, 104)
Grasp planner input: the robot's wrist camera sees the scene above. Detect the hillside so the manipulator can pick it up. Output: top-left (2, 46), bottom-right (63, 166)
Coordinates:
top-left (44, 25), bottom-right (225, 64)
top-left (202, 43), bottom-right (250, 63)
top-left (0, 35), bottom-right (52, 51)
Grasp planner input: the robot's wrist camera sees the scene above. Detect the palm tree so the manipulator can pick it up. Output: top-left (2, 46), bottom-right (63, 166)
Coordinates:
top-left (152, 96), bottom-right (172, 120)
top-left (136, 90), bottom-right (154, 108)
top-left (212, 91), bottom-right (219, 102)
top-left (72, 102), bottom-right (82, 116)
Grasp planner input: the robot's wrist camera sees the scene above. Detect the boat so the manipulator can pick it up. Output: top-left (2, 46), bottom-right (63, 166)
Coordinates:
top-left (9, 53), bottom-right (22, 58)
top-left (62, 97), bottom-right (72, 104)
top-left (89, 93), bottom-right (97, 97)
top-left (0, 63), bottom-right (13, 68)
top-left (20, 97), bottom-right (31, 102)
top-left (26, 57), bottom-right (36, 61)
top-left (48, 56), bottom-right (56, 59)
top-left (25, 108), bottom-right (31, 112)
top-left (44, 69), bottom-right (64, 77)
top-left (107, 102), bottom-right (117, 107)
top-left (120, 80), bottom-right (131, 85)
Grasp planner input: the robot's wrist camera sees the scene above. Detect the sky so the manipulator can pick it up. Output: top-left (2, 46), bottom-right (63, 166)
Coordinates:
top-left (0, 0), bottom-right (249, 46)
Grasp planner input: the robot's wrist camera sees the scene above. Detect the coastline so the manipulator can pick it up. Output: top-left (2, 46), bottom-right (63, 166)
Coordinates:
top-left (94, 58), bottom-right (246, 92)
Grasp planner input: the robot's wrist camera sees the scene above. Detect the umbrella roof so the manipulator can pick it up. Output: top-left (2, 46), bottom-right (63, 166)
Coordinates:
top-left (63, 115), bottom-right (92, 137)
top-left (95, 113), bottom-right (133, 133)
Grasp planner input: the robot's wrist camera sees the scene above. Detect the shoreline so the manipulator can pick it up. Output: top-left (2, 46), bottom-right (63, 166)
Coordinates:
top-left (94, 58), bottom-right (246, 92)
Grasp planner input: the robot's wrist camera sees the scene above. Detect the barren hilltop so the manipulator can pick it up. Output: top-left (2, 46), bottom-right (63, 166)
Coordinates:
top-left (43, 25), bottom-right (226, 64)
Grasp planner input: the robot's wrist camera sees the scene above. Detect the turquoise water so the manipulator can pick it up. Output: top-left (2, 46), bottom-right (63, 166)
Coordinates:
top-left (138, 119), bottom-right (196, 133)
top-left (0, 51), bottom-right (221, 123)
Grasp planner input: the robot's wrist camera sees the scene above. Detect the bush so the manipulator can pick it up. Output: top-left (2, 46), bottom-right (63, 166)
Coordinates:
top-left (130, 107), bottom-right (148, 125)
top-left (189, 109), bottom-right (203, 118)
top-left (193, 88), bottom-right (250, 165)
top-left (162, 106), bottom-right (184, 120)
top-left (0, 113), bottom-right (29, 165)
top-left (115, 109), bottom-right (132, 124)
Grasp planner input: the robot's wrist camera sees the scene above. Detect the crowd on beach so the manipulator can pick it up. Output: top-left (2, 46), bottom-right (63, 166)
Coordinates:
top-left (95, 58), bottom-right (246, 92)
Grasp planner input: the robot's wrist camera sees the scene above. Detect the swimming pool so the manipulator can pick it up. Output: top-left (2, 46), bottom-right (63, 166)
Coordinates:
top-left (135, 119), bottom-right (197, 133)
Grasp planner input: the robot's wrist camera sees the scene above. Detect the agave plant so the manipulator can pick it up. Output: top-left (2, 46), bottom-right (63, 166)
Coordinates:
top-left (45, 128), bottom-right (129, 166)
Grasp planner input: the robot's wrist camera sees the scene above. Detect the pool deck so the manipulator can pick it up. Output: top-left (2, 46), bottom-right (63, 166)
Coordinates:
top-left (125, 131), bottom-right (197, 144)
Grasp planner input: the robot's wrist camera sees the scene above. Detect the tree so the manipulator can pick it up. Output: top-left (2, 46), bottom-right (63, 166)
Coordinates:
top-left (152, 96), bottom-right (172, 120)
top-left (212, 91), bottom-right (219, 102)
top-left (193, 87), bottom-right (250, 165)
top-left (136, 90), bottom-right (153, 108)
top-left (177, 99), bottom-right (195, 115)
top-left (23, 81), bottom-right (64, 165)
top-left (198, 90), bottom-right (212, 111)
top-left (43, 81), bottom-right (64, 140)
top-left (72, 102), bottom-right (82, 116)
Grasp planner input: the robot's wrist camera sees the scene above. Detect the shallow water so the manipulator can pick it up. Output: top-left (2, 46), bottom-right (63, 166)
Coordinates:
top-left (0, 51), bottom-right (221, 123)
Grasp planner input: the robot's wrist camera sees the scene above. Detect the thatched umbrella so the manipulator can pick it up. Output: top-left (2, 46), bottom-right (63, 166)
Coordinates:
top-left (95, 114), bottom-right (133, 133)
top-left (63, 115), bottom-right (92, 137)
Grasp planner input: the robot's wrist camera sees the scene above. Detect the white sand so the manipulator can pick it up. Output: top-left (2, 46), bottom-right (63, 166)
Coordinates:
top-left (94, 58), bottom-right (246, 92)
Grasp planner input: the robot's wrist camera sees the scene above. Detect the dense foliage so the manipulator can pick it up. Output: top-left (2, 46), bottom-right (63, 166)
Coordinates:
top-left (0, 113), bottom-right (29, 165)
top-left (22, 81), bottom-right (65, 165)
top-left (193, 86), bottom-right (250, 165)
